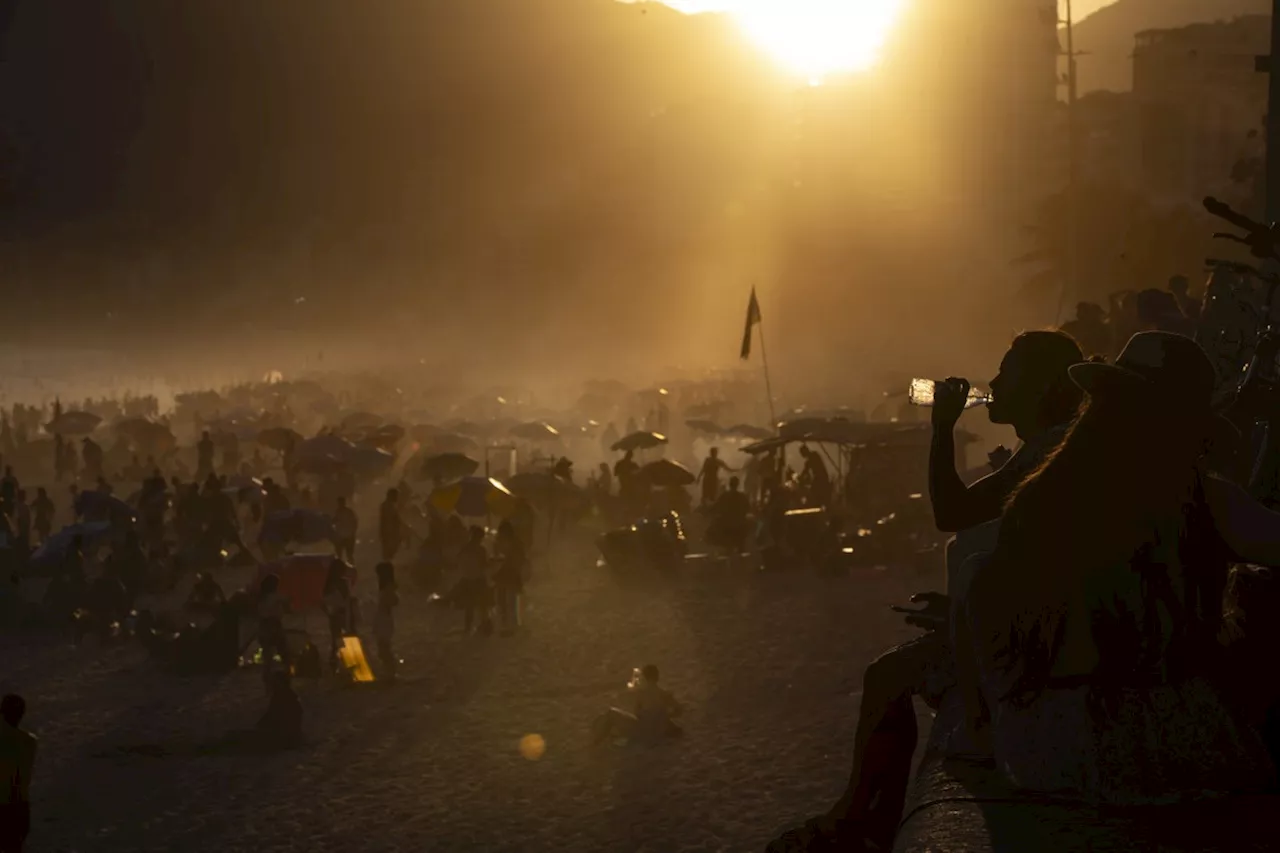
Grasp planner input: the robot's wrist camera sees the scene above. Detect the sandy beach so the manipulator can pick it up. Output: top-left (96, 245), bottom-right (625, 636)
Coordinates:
top-left (2, 535), bottom-right (937, 853)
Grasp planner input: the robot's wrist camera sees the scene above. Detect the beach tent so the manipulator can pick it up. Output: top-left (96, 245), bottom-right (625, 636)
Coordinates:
top-left (255, 554), bottom-right (356, 612)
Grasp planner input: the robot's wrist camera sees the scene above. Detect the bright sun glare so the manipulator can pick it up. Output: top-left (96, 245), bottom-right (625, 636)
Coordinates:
top-left (659, 0), bottom-right (907, 81)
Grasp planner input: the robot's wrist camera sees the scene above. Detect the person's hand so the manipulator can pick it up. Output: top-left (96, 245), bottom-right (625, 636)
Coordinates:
top-left (931, 378), bottom-right (971, 429)
top-left (988, 445), bottom-right (1012, 471)
top-left (891, 592), bottom-right (950, 631)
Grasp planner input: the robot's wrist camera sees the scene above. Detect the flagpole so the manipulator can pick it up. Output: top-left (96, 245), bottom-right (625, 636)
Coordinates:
top-left (754, 287), bottom-right (779, 430)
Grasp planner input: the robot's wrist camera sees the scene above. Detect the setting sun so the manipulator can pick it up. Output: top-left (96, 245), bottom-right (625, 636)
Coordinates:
top-left (655, 0), bottom-right (907, 79)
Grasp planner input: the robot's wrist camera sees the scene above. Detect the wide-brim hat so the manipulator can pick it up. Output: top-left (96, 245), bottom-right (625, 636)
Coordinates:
top-left (1068, 331), bottom-right (1237, 441)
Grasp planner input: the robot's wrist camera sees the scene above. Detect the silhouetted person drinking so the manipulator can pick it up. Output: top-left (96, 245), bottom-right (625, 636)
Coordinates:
top-left (773, 330), bottom-right (1085, 853)
top-left (958, 332), bottom-right (1280, 804)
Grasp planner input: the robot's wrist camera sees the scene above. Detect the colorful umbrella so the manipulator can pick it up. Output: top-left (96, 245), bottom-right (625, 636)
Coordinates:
top-left (46, 411), bottom-right (101, 436)
top-left (340, 411), bottom-right (383, 431)
top-left (640, 459), bottom-right (695, 488)
top-left (511, 421), bottom-right (561, 441)
top-left (430, 477), bottom-right (518, 518)
top-left (685, 419), bottom-right (722, 435)
top-left (611, 431), bottom-right (668, 453)
top-left (725, 424), bottom-right (773, 441)
top-left (427, 432), bottom-right (480, 454)
top-left (418, 452), bottom-right (480, 482)
top-left (258, 426), bottom-right (303, 452)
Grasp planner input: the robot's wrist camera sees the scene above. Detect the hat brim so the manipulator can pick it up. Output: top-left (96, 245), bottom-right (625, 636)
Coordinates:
top-left (1068, 361), bottom-right (1241, 442)
top-left (1067, 361), bottom-right (1146, 394)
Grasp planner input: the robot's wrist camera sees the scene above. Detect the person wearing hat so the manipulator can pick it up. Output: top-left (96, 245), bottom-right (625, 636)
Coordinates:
top-left (1060, 301), bottom-right (1111, 359)
top-left (956, 331), bottom-right (1280, 804)
top-left (772, 330), bottom-right (1087, 853)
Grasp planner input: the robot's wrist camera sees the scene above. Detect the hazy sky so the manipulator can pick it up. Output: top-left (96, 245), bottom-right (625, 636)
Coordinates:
top-left (646, 0), bottom-right (1118, 76)
top-left (652, 1), bottom-right (1116, 25)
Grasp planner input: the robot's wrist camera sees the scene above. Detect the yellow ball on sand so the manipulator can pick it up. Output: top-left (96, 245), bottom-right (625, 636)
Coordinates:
top-left (519, 734), bottom-right (547, 761)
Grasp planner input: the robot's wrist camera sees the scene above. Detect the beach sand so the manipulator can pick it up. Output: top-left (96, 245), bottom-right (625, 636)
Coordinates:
top-left (1, 537), bottom-right (936, 852)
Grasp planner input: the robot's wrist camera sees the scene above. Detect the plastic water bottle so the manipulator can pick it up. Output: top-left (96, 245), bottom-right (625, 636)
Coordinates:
top-left (908, 378), bottom-right (992, 408)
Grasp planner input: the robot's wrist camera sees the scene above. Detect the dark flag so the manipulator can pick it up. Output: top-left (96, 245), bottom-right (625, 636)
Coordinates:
top-left (740, 288), bottom-right (761, 360)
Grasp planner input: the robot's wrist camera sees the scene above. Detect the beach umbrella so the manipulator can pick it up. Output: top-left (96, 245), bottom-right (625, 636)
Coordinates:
top-left (297, 433), bottom-right (355, 461)
top-left (445, 419), bottom-right (487, 438)
top-left (114, 418), bottom-right (176, 454)
top-left (310, 398), bottom-right (340, 416)
top-left (294, 454), bottom-right (347, 477)
top-left (583, 378), bottom-right (629, 396)
top-left (640, 459), bottom-right (695, 488)
top-left (345, 445), bottom-right (396, 478)
top-left (212, 423), bottom-right (257, 444)
top-left (685, 419), bottom-right (722, 435)
top-left (46, 411), bottom-right (101, 436)
top-left (429, 476), bottom-right (518, 518)
top-left (74, 491), bottom-right (136, 525)
top-left (740, 436), bottom-right (788, 455)
top-left (340, 411), bottom-right (383, 431)
top-left (258, 426), bottom-right (303, 452)
top-left (611, 431), bottom-right (668, 453)
top-left (511, 421), bottom-right (561, 441)
top-left (684, 401), bottom-right (729, 419)
top-left (426, 432), bottom-right (480, 454)
top-left (260, 509), bottom-right (335, 547)
top-left (361, 423), bottom-right (405, 450)
top-left (409, 424), bottom-right (447, 443)
top-left (175, 391), bottom-right (224, 410)
top-left (419, 452), bottom-right (480, 482)
top-left (725, 424), bottom-right (773, 441)
top-left (30, 521), bottom-right (115, 570)
top-left (507, 471), bottom-right (573, 500)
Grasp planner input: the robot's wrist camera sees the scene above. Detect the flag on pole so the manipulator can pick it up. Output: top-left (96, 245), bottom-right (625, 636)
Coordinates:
top-left (740, 287), bottom-right (762, 360)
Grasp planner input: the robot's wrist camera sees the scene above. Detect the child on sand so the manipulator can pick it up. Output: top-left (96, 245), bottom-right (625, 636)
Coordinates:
top-left (592, 665), bottom-right (684, 746)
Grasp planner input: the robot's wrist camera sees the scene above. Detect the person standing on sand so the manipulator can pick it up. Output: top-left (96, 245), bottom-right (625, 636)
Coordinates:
top-left (332, 497), bottom-right (357, 564)
top-left (379, 489), bottom-right (403, 563)
top-left (456, 526), bottom-right (492, 636)
top-left (30, 490), bottom-right (52, 549)
top-left (373, 562), bottom-right (400, 681)
top-left (0, 694), bottom-right (36, 853)
top-left (196, 431), bottom-right (215, 482)
top-left (696, 448), bottom-right (732, 507)
top-left (493, 521), bottom-right (527, 636)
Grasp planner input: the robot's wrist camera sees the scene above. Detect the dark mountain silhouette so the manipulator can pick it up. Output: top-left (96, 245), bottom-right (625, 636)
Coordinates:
top-left (1072, 0), bottom-right (1270, 94)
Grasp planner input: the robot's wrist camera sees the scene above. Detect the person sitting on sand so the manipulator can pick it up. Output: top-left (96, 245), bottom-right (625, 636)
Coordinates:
top-left (186, 572), bottom-right (226, 615)
top-left (256, 573), bottom-right (291, 675)
top-left (591, 665), bottom-right (683, 746)
top-left (78, 562), bottom-right (130, 644)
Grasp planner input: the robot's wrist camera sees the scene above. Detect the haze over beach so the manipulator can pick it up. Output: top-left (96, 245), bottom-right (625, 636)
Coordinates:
top-left (0, 0), bottom-right (1173, 404)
